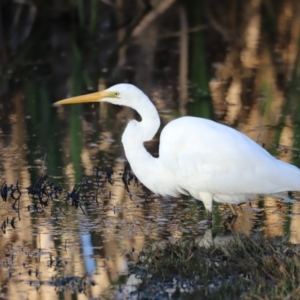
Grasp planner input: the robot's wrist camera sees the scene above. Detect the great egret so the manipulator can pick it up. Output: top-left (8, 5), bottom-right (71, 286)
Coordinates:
top-left (54, 84), bottom-right (300, 219)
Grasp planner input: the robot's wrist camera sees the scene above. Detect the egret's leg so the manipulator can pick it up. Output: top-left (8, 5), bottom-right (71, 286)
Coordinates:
top-left (197, 228), bottom-right (213, 248)
top-left (227, 203), bottom-right (237, 216)
top-left (207, 210), bottom-right (212, 221)
top-left (199, 192), bottom-right (213, 220)
top-left (198, 211), bottom-right (213, 228)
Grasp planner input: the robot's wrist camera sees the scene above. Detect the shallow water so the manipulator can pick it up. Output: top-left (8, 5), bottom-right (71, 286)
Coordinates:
top-left (1, 1), bottom-right (300, 298)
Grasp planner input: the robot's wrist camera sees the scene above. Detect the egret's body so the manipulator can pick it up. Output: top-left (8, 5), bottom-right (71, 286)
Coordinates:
top-left (54, 84), bottom-right (300, 217)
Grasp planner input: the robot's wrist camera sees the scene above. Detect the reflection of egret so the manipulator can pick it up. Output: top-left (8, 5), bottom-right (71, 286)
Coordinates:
top-left (54, 84), bottom-right (300, 220)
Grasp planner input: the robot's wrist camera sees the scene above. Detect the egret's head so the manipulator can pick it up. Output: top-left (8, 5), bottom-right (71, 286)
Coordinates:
top-left (53, 83), bottom-right (146, 107)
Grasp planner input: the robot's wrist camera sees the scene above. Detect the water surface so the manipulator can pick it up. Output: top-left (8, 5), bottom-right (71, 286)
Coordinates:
top-left (1, 1), bottom-right (300, 298)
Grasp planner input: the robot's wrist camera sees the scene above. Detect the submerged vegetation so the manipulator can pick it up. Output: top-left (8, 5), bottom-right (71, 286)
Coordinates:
top-left (129, 234), bottom-right (300, 299)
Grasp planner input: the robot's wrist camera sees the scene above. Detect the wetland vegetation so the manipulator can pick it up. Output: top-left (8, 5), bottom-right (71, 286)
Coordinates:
top-left (129, 234), bottom-right (300, 299)
top-left (1, 0), bottom-right (300, 299)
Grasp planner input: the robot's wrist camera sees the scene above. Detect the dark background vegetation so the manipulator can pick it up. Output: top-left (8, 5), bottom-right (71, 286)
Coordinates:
top-left (1, 1), bottom-right (300, 299)
top-left (1, 0), bottom-right (300, 186)
top-left (1, 0), bottom-right (299, 104)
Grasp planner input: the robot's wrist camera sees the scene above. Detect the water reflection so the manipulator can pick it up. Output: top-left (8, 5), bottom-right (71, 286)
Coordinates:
top-left (1, 0), bottom-right (300, 298)
top-left (2, 85), bottom-right (300, 299)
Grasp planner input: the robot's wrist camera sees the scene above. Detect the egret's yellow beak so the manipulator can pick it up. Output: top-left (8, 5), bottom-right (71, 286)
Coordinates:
top-left (53, 90), bottom-right (120, 106)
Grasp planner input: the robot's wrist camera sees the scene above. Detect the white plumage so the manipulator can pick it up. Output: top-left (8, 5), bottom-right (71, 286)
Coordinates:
top-left (54, 83), bottom-right (300, 218)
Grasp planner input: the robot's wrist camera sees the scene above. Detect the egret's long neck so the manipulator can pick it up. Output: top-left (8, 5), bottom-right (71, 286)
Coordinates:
top-left (133, 98), bottom-right (160, 142)
top-left (121, 96), bottom-right (161, 185)
top-left (122, 95), bottom-right (160, 147)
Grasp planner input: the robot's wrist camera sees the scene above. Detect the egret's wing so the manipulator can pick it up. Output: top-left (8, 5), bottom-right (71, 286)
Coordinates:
top-left (159, 117), bottom-right (300, 195)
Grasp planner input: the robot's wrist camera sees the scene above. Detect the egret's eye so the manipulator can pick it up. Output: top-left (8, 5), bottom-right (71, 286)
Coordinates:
top-left (114, 92), bottom-right (120, 97)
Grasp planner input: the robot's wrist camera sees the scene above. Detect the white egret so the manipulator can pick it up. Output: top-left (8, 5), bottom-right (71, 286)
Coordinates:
top-left (54, 84), bottom-right (300, 219)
